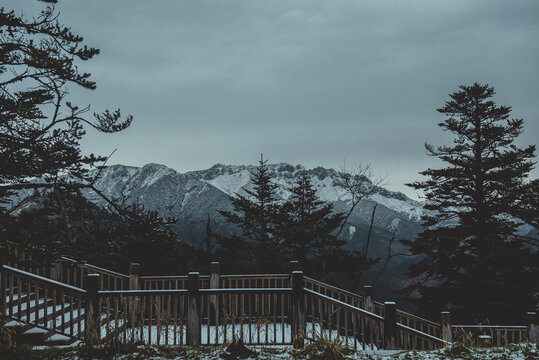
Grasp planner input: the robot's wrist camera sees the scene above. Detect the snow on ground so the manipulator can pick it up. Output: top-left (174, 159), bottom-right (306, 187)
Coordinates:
top-left (105, 322), bottom-right (374, 350)
top-left (30, 342), bottom-right (537, 360)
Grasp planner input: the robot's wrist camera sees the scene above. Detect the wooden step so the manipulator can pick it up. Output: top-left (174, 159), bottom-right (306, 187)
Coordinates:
top-left (19, 327), bottom-right (49, 345)
top-left (44, 333), bottom-right (77, 346)
top-left (3, 320), bottom-right (32, 335)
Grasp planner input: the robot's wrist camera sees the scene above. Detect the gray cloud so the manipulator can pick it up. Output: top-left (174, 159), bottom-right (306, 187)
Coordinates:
top-left (5, 0), bottom-right (538, 199)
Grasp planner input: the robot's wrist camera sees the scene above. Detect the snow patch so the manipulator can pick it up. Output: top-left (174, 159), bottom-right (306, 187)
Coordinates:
top-left (202, 170), bottom-right (251, 197)
top-left (349, 225), bottom-right (356, 238)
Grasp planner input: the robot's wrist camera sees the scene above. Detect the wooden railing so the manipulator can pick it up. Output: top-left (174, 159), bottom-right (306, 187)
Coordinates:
top-left (303, 288), bottom-right (447, 350)
top-left (96, 272), bottom-right (295, 346)
top-left (97, 288), bottom-right (189, 345)
top-left (2, 246), bottom-right (537, 349)
top-left (140, 275), bottom-right (207, 290)
top-left (1, 265), bottom-right (87, 340)
top-left (452, 324), bottom-right (528, 347)
top-left (305, 276), bottom-right (363, 308)
top-left (139, 274), bottom-right (289, 291)
top-left (304, 275), bottom-right (441, 341)
top-left (2, 241), bottom-right (129, 291)
top-left (3, 241), bottom-right (51, 277)
top-left (197, 287), bottom-right (293, 345)
top-left (58, 257), bottom-right (129, 291)
top-left (304, 288), bottom-right (384, 350)
top-left (219, 274), bottom-right (290, 289)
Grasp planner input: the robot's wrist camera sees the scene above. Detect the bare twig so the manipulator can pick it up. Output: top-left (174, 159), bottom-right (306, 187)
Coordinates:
top-left (370, 230), bottom-right (396, 286)
top-left (335, 163), bottom-right (386, 238)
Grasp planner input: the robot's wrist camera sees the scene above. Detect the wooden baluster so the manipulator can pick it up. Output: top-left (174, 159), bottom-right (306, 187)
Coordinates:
top-left (52, 287), bottom-right (57, 331)
top-left (26, 280), bottom-right (31, 324)
top-left (69, 294), bottom-right (74, 337)
top-left (8, 274), bottom-right (14, 317)
top-left (60, 290), bottom-right (65, 333)
top-left (78, 295), bottom-right (83, 338)
top-left (17, 276), bottom-right (22, 320)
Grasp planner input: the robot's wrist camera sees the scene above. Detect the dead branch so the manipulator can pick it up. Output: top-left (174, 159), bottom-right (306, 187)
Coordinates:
top-left (335, 163), bottom-right (386, 238)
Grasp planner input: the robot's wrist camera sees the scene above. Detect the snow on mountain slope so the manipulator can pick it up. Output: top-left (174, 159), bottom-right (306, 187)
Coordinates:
top-left (194, 163), bottom-right (425, 223)
top-left (10, 162), bottom-right (427, 228)
top-left (201, 170), bottom-right (251, 197)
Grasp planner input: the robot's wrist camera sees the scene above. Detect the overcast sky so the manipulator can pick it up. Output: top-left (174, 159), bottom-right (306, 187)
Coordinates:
top-left (5, 0), bottom-right (539, 199)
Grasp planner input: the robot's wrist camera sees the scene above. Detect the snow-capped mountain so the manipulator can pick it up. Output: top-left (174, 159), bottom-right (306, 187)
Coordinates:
top-left (79, 162), bottom-right (432, 298)
top-left (82, 163), bottom-right (427, 264)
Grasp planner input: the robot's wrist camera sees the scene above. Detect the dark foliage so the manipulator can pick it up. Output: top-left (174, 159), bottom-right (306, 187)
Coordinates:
top-left (2, 190), bottom-right (198, 275)
top-left (0, 1), bottom-right (132, 205)
top-left (277, 171), bottom-right (348, 279)
top-left (403, 83), bottom-right (538, 322)
top-left (217, 155), bottom-right (281, 273)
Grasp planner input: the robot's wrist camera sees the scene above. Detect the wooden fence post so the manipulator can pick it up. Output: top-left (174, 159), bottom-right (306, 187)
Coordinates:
top-left (187, 272), bottom-right (200, 345)
top-left (0, 253), bottom-right (6, 323)
top-left (129, 263), bottom-right (140, 290)
top-left (384, 301), bottom-right (397, 350)
top-left (363, 285), bottom-right (374, 312)
top-left (209, 262), bottom-right (220, 322)
top-left (527, 312), bottom-right (538, 345)
top-left (84, 274), bottom-right (101, 345)
top-left (129, 263), bottom-right (140, 328)
top-left (441, 311), bottom-right (452, 342)
top-left (49, 261), bottom-right (61, 281)
top-left (291, 270), bottom-right (305, 348)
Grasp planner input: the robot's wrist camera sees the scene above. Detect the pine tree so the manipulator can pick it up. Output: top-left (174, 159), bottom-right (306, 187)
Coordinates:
top-left (218, 155), bottom-right (281, 272)
top-left (404, 83), bottom-right (538, 322)
top-left (277, 171), bottom-right (346, 278)
top-left (0, 2), bottom-right (132, 204)
top-left (1, 1), bottom-right (132, 264)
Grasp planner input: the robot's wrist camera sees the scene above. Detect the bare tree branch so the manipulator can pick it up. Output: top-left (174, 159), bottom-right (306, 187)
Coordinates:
top-left (370, 230), bottom-right (396, 286)
top-left (335, 163), bottom-right (386, 238)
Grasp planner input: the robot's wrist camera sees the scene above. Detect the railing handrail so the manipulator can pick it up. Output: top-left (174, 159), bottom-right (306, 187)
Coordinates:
top-left (200, 287), bottom-right (291, 295)
top-left (140, 275), bottom-right (197, 280)
top-left (305, 275), bottom-right (441, 328)
top-left (397, 322), bottom-right (449, 345)
top-left (98, 287), bottom-right (292, 297)
top-left (220, 274), bottom-right (289, 279)
top-left (60, 256), bottom-right (129, 279)
top-left (99, 289), bottom-right (188, 296)
top-left (452, 325), bottom-right (527, 329)
top-left (395, 308), bottom-right (441, 327)
top-left (304, 276), bottom-right (362, 301)
top-left (139, 273), bottom-right (288, 281)
top-left (2, 264), bottom-right (87, 295)
top-left (304, 288), bottom-right (385, 322)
